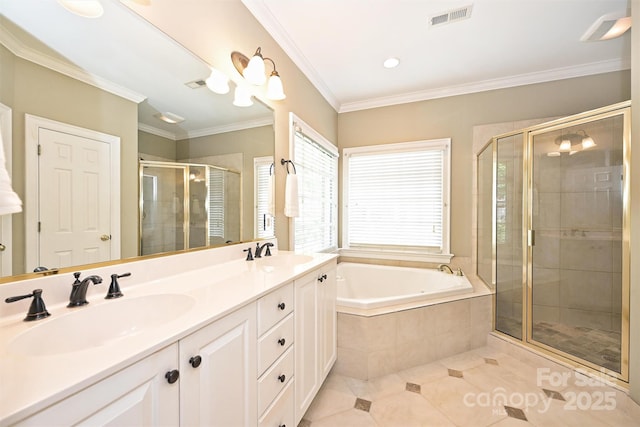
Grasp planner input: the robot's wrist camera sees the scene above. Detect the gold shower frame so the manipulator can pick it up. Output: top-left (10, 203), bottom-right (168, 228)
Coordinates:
top-left (478, 101), bottom-right (631, 384)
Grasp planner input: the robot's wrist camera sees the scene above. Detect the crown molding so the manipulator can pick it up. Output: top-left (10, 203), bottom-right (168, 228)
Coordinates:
top-left (185, 117), bottom-right (274, 139)
top-left (138, 117), bottom-right (274, 141)
top-left (138, 123), bottom-right (178, 140)
top-left (0, 26), bottom-right (146, 104)
top-left (339, 58), bottom-right (631, 113)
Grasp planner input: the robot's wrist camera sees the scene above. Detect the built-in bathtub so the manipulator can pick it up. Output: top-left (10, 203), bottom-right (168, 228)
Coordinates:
top-left (334, 262), bottom-right (492, 380)
top-left (337, 262), bottom-right (474, 311)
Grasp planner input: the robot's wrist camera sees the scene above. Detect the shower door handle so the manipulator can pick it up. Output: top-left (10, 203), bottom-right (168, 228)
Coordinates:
top-left (528, 229), bottom-right (535, 247)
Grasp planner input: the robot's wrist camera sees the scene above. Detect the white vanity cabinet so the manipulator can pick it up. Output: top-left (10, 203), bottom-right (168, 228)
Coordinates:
top-left (15, 344), bottom-right (180, 426)
top-left (179, 302), bottom-right (257, 427)
top-left (294, 260), bottom-right (337, 424)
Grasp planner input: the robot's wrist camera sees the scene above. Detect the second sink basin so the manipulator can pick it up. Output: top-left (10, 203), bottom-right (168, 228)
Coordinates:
top-left (8, 294), bottom-right (195, 357)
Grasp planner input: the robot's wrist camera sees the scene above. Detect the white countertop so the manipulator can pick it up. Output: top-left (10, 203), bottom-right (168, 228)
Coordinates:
top-left (0, 247), bottom-right (337, 426)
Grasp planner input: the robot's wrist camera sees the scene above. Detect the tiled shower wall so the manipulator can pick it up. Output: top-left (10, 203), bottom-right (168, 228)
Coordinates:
top-left (334, 295), bottom-right (492, 380)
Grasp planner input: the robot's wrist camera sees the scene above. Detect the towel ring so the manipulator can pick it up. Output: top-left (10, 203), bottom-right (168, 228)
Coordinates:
top-left (280, 158), bottom-right (297, 174)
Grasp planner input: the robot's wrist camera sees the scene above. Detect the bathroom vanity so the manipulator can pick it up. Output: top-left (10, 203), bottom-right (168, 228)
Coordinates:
top-left (0, 241), bottom-right (337, 426)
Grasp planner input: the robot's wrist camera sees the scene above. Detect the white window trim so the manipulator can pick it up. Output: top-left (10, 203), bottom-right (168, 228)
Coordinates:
top-left (341, 138), bottom-right (453, 263)
top-left (254, 156), bottom-right (275, 239)
top-left (288, 112), bottom-right (339, 252)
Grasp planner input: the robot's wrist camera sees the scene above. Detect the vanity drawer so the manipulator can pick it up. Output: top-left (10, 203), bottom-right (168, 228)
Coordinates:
top-left (259, 379), bottom-right (294, 427)
top-left (258, 282), bottom-right (293, 336)
top-left (258, 347), bottom-right (294, 415)
top-left (258, 313), bottom-right (294, 376)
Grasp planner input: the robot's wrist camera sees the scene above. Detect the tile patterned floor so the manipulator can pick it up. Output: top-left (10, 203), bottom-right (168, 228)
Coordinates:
top-left (300, 346), bottom-right (640, 426)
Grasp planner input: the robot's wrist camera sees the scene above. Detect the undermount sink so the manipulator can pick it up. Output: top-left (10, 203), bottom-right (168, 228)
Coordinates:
top-left (256, 254), bottom-right (314, 269)
top-left (8, 294), bottom-right (195, 357)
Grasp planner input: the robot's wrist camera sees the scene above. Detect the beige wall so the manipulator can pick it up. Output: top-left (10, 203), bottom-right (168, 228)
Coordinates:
top-left (338, 71), bottom-right (631, 258)
top-left (0, 46), bottom-right (139, 273)
top-left (139, 131), bottom-right (176, 160)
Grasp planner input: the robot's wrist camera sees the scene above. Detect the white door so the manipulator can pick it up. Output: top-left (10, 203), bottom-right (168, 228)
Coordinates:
top-left (25, 114), bottom-right (121, 272)
top-left (38, 129), bottom-right (111, 268)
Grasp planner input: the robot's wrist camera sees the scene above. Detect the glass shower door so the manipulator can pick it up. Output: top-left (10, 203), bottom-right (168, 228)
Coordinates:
top-left (529, 111), bottom-right (627, 375)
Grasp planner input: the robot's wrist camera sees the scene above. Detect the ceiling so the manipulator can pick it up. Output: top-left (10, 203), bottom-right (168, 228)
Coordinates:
top-left (1, 0), bottom-right (631, 128)
top-left (241, 0), bottom-right (632, 112)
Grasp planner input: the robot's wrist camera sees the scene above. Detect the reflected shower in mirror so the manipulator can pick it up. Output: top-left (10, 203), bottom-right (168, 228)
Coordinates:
top-left (0, 0), bottom-right (275, 278)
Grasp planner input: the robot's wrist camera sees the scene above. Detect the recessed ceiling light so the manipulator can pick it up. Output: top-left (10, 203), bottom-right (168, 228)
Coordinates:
top-left (57, 0), bottom-right (104, 18)
top-left (383, 57), bottom-right (400, 69)
top-left (154, 112), bottom-right (185, 124)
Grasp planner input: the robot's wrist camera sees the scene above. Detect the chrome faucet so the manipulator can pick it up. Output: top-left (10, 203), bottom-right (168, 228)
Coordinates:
top-left (438, 264), bottom-right (454, 274)
top-left (68, 273), bottom-right (103, 307)
top-left (255, 242), bottom-right (274, 258)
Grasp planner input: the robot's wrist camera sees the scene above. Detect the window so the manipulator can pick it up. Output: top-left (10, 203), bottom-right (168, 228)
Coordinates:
top-left (290, 114), bottom-right (338, 253)
top-left (254, 156), bottom-right (275, 238)
top-left (342, 139), bottom-right (451, 261)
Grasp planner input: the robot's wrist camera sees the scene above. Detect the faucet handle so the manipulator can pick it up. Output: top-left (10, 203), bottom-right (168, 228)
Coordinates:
top-left (244, 247), bottom-right (254, 261)
top-left (5, 289), bottom-right (51, 321)
top-left (106, 272), bottom-right (131, 299)
top-left (264, 243), bottom-right (273, 257)
top-left (72, 271), bottom-right (81, 285)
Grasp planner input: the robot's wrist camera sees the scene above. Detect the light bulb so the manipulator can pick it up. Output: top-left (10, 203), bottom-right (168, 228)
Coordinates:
top-left (243, 53), bottom-right (266, 85)
top-left (266, 72), bottom-right (286, 100)
top-left (581, 136), bottom-right (596, 149)
top-left (233, 86), bottom-right (253, 107)
top-left (205, 69), bottom-right (229, 94)
top-left (559, 139), bottom-right (572, 152)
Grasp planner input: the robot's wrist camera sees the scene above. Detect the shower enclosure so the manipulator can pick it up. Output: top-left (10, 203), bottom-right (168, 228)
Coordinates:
top-left (477, 101), bottom-right (630, 382)
top-left (139, 161), bottom-right (241, 256)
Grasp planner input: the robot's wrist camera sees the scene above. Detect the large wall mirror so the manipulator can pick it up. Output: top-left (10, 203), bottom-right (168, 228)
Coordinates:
top-left (0, 0), bottom-right (275, 278)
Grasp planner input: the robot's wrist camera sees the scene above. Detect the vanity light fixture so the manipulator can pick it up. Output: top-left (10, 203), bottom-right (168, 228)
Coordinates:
top-left (57, 0), bottom-right (104, 18)
top-left (547, 130), bottom-right (596, 157)
top-left (231, 48), bottom-right (286, 101)
top-left (154, 112), bottom-right (185, 124)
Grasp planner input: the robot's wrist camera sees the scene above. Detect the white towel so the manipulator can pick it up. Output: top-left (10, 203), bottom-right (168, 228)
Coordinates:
top-left (284, 174), bottom-right (299, 217)
top-left (0, 129), bottom-right (22, 215)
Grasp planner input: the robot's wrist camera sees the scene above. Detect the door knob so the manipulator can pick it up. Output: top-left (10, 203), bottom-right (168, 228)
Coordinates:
top-left (100, 234), bottom-right (111, 241)
top-left (0, 243), bottom-right (5, 251)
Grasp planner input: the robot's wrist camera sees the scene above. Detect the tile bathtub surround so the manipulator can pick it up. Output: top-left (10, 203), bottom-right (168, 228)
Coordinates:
top-left (301, 346), bottom-right (640, 427)
top-left (334, 295), bottom-right (492, 380)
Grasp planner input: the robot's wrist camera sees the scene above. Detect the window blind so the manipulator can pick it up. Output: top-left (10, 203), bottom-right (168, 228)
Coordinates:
top-left (208, 168), bottom-right (224, 239)
top-left (255, 158), bottom-right (274, 238)
top-left (345, 142), bottom-right (448, 252)
top-left (292, 126), bottom-right (338, 253)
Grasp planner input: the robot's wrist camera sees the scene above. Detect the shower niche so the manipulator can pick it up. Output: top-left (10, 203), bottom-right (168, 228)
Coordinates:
top-left (476, 101), bottom-right (630, 382)
top-left (139, 161), bottom-right (241, 256)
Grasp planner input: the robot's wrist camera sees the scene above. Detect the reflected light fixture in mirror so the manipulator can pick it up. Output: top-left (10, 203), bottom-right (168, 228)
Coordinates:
top-left (233, 86), bottom-right (253, 107)
top-left (231, 48), bottom-right (286, 101)
top-left (205, 68), bottom-right (230, 94)
top-left (547, 131), bottom-right (597, 157)
top-left (57, 0), bottom-right (104, 18)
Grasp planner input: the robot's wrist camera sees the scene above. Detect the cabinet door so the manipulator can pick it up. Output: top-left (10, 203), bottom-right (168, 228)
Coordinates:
top-left (319, 263), bottom-right (337, 380)
top-left (16, 345), bottom-right (179, 427)
top-left (180, 302), bottom-right (257, 427)
top-left (294, 270), bottom-right (319, 424)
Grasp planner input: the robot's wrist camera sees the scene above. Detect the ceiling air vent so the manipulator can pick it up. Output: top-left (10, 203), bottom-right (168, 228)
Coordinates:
top-left (185, 79), bottom-right (207, 89)
top-left (429, 4), bottom-right (473, 28)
